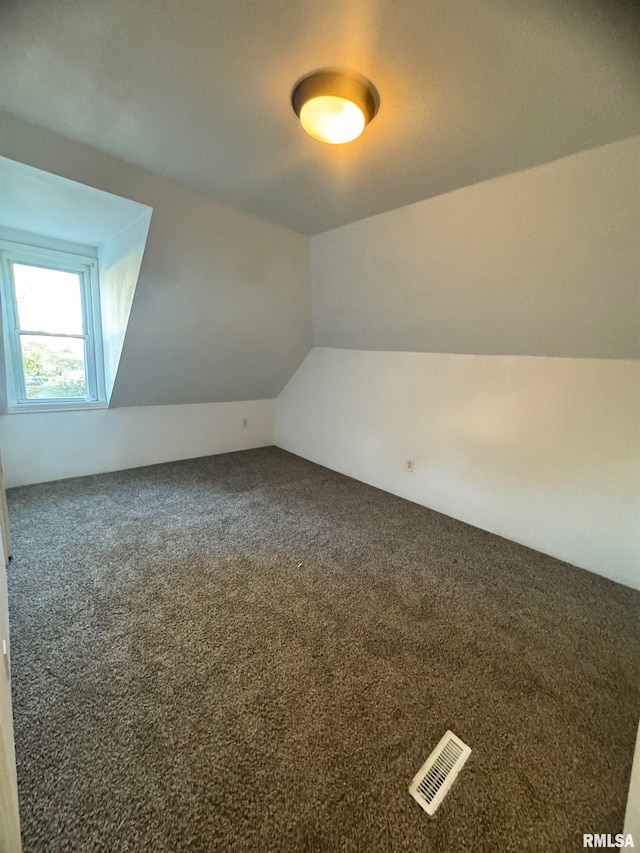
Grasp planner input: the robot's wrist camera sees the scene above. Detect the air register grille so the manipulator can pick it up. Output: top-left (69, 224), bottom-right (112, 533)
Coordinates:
top-left (409, 730), bottom-right (471, 815)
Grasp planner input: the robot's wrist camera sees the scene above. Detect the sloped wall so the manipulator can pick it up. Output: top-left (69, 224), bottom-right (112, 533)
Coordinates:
top-left (311, 138), bottom-right (639, 359)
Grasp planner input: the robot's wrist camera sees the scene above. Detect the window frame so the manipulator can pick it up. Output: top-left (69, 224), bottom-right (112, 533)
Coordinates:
top-left (0, 240), bottom-right (107, 413)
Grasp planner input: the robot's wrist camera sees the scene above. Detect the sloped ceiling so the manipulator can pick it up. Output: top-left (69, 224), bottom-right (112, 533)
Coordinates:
top-left (0, 0), bottom-right (637, 235)
top-left (0, 112), bottom-right (312, 407)
top-left (0, 158), bottom-right (150, 248)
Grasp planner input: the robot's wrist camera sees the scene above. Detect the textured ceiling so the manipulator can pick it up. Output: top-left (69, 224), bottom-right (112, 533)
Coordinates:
top-left (0, 0), bottom-right (638, 234)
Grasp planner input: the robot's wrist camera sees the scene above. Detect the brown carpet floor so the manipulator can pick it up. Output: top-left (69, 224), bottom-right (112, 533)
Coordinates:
top-left (7, 446), bottom-right (640, 852)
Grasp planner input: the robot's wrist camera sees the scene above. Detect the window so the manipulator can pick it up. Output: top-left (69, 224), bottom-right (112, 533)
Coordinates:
top-left (0, 241), bottom-right (106, 411)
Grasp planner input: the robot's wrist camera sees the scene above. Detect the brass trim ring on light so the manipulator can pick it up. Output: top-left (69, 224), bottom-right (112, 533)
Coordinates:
top-left (291, 69), bottom-right (380, 143)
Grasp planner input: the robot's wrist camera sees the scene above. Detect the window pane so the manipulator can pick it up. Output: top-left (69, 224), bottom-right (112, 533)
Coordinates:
top-left (20, 336), bottom-right (87, 399)
top-left (13, 263), bottom-right (84, 334)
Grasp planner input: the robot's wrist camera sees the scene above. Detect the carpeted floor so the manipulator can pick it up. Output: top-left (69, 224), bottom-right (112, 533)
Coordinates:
top-left (7, 446), bottom-right (640, 852)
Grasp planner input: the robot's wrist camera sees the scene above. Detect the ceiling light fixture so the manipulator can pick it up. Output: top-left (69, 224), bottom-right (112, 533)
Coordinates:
top-left (291, 69), bottom-right (379, 145)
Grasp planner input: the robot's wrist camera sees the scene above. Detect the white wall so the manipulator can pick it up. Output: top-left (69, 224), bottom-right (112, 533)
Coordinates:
top-left (0, 399), bottom-right (275, 487)
top-left (277, 349), bottom-right (640, 589)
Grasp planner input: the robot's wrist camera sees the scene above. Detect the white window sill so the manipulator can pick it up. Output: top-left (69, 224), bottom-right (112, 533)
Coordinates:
top-left (6, 401), bottom-right (108, 414)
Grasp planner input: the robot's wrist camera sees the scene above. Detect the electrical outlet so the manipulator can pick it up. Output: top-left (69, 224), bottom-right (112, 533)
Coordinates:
top-left (405, 458), bottom-right (414, 472)
top-left (242, 417), bottom-right (249, 428)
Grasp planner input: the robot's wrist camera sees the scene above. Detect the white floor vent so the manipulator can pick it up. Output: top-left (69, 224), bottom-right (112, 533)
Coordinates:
top-left (409, 730), bottom-right (471, 816)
